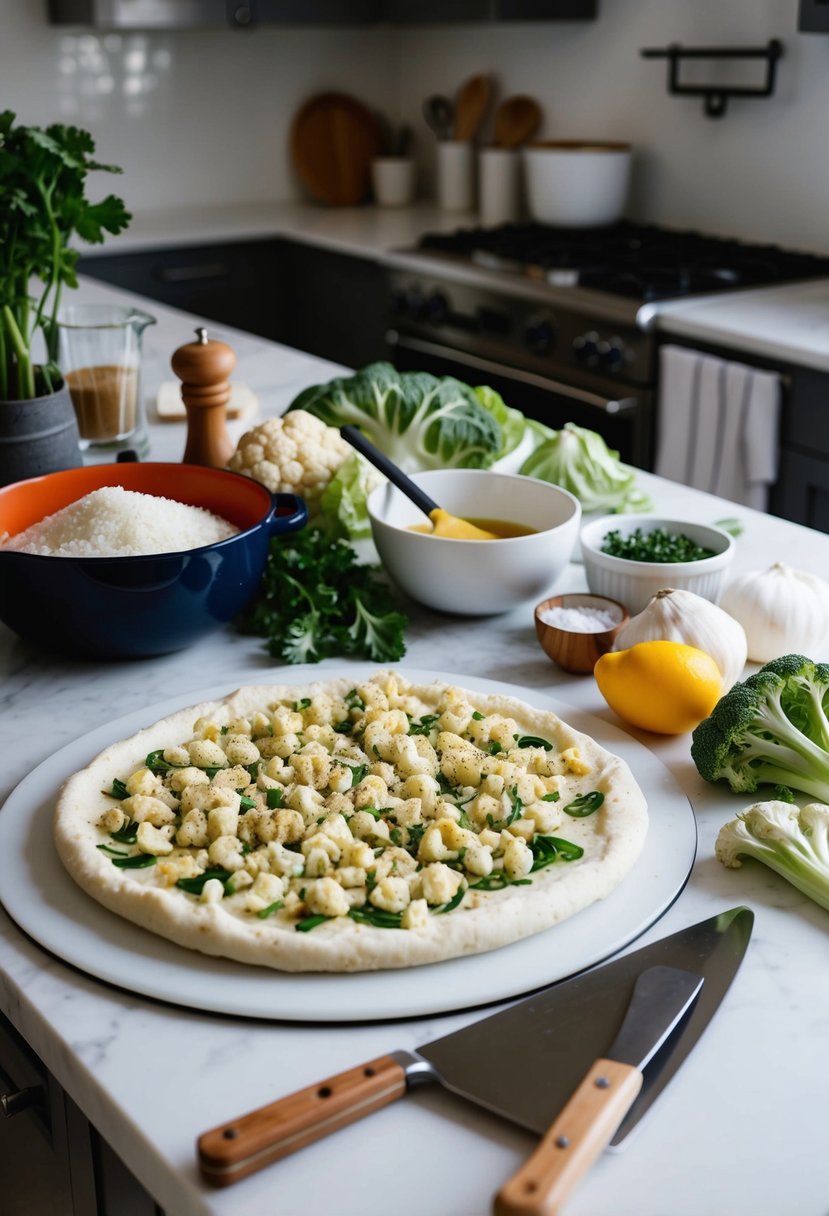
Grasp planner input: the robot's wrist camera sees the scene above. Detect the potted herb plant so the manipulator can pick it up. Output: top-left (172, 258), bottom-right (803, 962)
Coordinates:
top-left (0, 111), bottom-right (130, 485)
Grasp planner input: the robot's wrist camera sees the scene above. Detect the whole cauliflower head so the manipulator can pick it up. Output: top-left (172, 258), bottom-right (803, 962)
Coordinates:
top-left (228, 410), bottom-right (351, 513)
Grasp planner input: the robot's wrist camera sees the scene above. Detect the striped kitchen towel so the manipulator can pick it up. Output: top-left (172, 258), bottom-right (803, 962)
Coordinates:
top-left (655, 344), bottom-right (781, 511)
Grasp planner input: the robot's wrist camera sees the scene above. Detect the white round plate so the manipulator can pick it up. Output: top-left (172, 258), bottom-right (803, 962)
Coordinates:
top-left (0, 667), bottom-right (696, 1023)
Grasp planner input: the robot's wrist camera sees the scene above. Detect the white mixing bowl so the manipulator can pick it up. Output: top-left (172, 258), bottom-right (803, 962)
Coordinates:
top-left (367, 469), bottom-right (581, 616)
top-left (523, 141), bottom-right (632, 227)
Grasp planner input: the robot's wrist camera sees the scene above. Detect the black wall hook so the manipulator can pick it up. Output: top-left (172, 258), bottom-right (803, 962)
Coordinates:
top-left (640, 39), bottom-right (784, 118)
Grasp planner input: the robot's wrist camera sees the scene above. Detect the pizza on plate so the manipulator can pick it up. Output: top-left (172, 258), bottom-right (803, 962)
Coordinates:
top-left (53, 672), bottom-right (648, 972)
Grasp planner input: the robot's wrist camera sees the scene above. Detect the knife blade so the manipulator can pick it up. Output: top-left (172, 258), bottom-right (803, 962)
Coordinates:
top-left (197, 906), bottom-right (752, 1187)
top-left (492, 964), bottom-right (703, 1216)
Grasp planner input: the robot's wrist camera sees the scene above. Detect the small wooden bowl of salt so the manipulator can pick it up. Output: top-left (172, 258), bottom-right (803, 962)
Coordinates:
top-left (534, 593), bottom-right (629, 674)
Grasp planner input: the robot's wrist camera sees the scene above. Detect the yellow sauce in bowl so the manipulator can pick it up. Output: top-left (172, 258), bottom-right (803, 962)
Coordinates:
top-left (409, 517), bottom-right (536, 539)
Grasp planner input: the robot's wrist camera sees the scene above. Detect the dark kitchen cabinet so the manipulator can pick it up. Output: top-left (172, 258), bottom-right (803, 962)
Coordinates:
top-left (79, 237), bottom-right (388, 369)
top-left (77, 239), bottom-right (284, 342)
top-left (382, 0), bottom-right (488, 20)
top-left (49, 0), bottom-right (595, 23)
top-left (277, 240), bottom-right (388, 367)
top-left (383, 0), bottom-right (595, 18)
top-left (770, 365), bottom-right (829, 532)
top-left (48, 0), bottom-right (375, 26)
top-left (1, 1008), bottom-right (164, 1215)
top-left (798, 0), bottom-right (829, 33)
top-left (493, 0), bottom-right (597, 17)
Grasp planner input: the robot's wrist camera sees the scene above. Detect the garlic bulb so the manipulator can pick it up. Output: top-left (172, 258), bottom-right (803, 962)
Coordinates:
top-left (612, 588), bottom-right (747, 689)
top-left (719, 563), bottom-right (829, 663)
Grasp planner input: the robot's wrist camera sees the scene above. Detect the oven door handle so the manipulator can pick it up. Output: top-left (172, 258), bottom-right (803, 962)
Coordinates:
top-left (385, 330), bottom-right (641, 415)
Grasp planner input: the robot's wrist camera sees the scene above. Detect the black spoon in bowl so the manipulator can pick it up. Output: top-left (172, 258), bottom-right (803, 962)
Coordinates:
top-left (340, 425), bottom-right (497, 540)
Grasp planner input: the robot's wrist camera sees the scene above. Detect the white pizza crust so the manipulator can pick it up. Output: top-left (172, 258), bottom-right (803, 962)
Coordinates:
top-left (53, 674), bottom-right (648, 972)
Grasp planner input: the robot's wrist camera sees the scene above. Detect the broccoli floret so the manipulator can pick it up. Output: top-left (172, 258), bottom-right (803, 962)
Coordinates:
top-left (716, 800), bottom-right (829, 911)
top-left (691, 655), bottom-right (829, 801)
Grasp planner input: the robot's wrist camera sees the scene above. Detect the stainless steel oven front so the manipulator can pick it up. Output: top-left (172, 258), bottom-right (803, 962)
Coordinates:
top-left (385, 267), bottom-right (656, 469)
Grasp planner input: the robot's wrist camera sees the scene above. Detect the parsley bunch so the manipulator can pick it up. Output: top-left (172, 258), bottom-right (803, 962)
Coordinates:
top-left (0, 111), bottom-right (130, 399)
top-left (240, 527), bottom-right (407, 664)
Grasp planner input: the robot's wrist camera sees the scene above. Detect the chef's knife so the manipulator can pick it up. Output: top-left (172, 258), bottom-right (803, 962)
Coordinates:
top-left (492, 964), bottom-right (703, 1216)
top-left (198, 906), bottom-right (753, 1188)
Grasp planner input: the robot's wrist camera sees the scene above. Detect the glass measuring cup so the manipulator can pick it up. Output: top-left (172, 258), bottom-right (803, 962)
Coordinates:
top-left (58, 304), bottom-right (156, 460)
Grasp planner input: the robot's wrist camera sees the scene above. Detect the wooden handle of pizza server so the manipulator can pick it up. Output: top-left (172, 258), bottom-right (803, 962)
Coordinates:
top-left (493, 1059), bottom-right (642, 1216)
top-left (198, 1054), bottom-right (407, 1187)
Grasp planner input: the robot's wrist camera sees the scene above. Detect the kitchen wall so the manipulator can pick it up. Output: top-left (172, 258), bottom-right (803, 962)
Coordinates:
top-left (3, 0), bottom-right (829, 251)
top-left (393, 0), bottom-right (829, 251)
top-left (1, 1), bottom-right (395, 212)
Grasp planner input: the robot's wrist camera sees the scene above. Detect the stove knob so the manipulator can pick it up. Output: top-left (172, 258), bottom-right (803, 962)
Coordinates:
top-left (525, 316), bottom-right (555, 354)
top-left (599, 338), bottom-right (626, 372)
top-left (573, 331), bottom-right (600, 367)
top-left (425, 290), bottom-right (450, 323)
top-left (392, 288), bottom-right (426, 320)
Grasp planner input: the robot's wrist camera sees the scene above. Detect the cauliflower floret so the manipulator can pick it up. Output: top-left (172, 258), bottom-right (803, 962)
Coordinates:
top-left (341, 839), bottom-right (375, 869)
top-left (176, 809), bottom-right (210, 848)
top-left (304, 847), bottom-right (332, 878)
top-left (155, 852), bottom-right (203, 886)
top-left (353, 774), bottom-right (389, 809)
top-left (287, 784), bottom-right (325, 821)
top-left (525, 799), bottom-right (563, 834)
top-left (292, 752), bottom-right (332, 790)
top-left (125, 767), bottom-right (175, 803)
top-left (98, 806), bottom-right (125, 833)
top-left (348, 812), bottom-right (391, 844)
top-left (211, 764), bottom-right (254, 791)
top-left (186, 739), bottom-right (228, 769)
top-left (243, 871), bottom-right (286, 913)
top-left (305, 876), bottom-right (350, 918)
top-left (327, 765), bottom-right (354, 795)
top-left (207, 834), bottom-right (246, 871)
top-left (223, 734), bottom-right (261, 766)
top-left (301, 832), bottom-right (341, 862)
top-left (169, 766), bottom-right (210, 793)
top-left (389, 734), bottom-right (439, 779)
top-left (227, 411), bottom-right (352, 513)
top-left (121, 794), bottom-right (176, 827)
top-left (401, 898), bottom-right (429, 930)
top-left (207, 804), bottom-right (239, 842)
top-left (463, 844), bottom-right (493, 877)
top-left (200, 878), bottom-right (225, 905)
top-left (420, 862), bottom-right (464, 907)
top-left (503, 835), bottom-right (533, 880)
top-left (370, 876), bottom-right (411, 914)
top-left (437, 732), bottom-right (484, 788)
top-left (136, 821), bottom-right (174, 856)
top-left (265, 841), bottom-right (305, 878)
top-left (560, 747), bottom-right (591, 776)
top-left (399, 774), bottom-right (441, 816)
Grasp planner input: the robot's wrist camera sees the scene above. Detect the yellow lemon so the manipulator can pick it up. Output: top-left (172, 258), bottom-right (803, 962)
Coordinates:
top-left (594, 640), bottom-right (723, 735)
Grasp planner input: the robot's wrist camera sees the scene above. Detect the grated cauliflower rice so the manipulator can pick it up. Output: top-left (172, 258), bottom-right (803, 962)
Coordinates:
top-left (2, 486), bottom-right (238, 557)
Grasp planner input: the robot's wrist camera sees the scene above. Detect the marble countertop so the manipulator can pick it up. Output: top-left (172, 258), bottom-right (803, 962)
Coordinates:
top-left (78, 200), bottom-right (829, 372)
top-left (1, 279), bottom-right (828, 1216)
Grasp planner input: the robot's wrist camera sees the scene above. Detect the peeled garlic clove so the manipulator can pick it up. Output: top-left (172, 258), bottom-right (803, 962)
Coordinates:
top-left (719, 563), bottom-right (829, 663)
top-left (612, 587), bottom-right (747, 689)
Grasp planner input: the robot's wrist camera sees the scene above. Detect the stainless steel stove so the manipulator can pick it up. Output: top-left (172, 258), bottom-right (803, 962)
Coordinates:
top-left (385, 222), bottom-right (829, 468)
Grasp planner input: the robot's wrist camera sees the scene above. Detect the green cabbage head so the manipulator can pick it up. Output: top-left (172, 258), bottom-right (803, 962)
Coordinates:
top-left (519, 422), bottom-right (653, 513)
top-left (288, 362), bottom-right (501, 471)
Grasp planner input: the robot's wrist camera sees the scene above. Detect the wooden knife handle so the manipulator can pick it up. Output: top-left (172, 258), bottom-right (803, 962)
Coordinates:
top-left (493, 1059), bottom-right (643, 1216)
top-left (198, 1053), bottom-right (406, 1188)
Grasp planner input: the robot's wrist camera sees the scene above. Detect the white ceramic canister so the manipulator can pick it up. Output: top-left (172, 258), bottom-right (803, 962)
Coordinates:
top-left (370, 157), bottom-right (416, 207)
top-left (436, 140), bottom-right (475, 211)
top-left (478, 147), bottom-right (521, 227)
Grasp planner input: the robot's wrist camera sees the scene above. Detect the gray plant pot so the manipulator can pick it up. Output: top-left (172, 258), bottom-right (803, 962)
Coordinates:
top-left (0, 379), bottom-right (83, 488)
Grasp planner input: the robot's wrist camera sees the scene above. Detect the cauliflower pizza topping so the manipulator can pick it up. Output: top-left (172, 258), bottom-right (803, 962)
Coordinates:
top-left (91, 674), bottom-right (604, 932)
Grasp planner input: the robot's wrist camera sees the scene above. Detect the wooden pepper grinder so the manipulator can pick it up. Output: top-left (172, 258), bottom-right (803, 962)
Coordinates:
top-left (172, 327), bottom-right (236, 468)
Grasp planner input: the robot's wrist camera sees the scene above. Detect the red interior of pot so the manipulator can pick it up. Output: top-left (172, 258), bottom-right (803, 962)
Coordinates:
top-left (0, 463), bottom-right (272, 538)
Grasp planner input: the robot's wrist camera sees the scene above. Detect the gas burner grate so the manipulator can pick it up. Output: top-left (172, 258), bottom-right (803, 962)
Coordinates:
top-left (419, 222), bottom-right (829, 302)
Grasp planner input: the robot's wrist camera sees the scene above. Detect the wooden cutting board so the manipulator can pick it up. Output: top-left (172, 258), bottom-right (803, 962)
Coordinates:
top-left (291, 92), bottom-right (384, 206)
